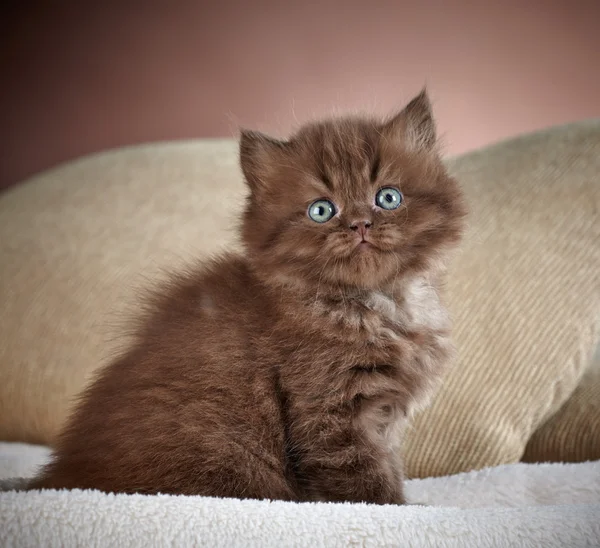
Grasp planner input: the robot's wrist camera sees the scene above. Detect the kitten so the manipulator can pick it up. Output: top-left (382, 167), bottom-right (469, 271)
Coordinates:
top-left (28, 90), bottom-right (466, 503)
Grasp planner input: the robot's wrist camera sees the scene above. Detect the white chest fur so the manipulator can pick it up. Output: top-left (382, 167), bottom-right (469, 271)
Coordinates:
top-left (310, 276), bottom-right (451, 348)
top-left (366, 277), bottom-right (450, 333)
top-left (365, 277), bottom-right (455, 417)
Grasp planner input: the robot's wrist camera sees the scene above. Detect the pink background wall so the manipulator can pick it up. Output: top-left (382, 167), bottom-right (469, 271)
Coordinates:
top-left (2, 1), bottom-right (599, 190)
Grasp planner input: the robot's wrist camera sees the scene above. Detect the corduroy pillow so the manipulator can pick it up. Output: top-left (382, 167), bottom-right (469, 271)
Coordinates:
top-left (521, 345), bottom-right (600, 464)
top-left (1, 122), bottom-right (599, 480)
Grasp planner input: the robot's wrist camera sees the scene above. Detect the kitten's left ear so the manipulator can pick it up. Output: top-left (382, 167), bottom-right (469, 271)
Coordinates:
top-left (239, 130), bottom-right (287, 195)
top-left (383, 89), bottom-right (436, 150)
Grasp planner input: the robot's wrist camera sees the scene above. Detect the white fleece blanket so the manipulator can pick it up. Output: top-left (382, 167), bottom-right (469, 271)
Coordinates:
top-left (1, 442), bottom-right (599, 548)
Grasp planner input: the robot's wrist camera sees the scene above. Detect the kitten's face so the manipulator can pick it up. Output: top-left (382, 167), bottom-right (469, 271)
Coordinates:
top-left (241, 91), bottom-right (466, 291)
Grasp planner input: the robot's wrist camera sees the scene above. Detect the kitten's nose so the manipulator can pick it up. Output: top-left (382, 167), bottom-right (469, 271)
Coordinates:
top-left (349, 220), bottom-right (372, 239)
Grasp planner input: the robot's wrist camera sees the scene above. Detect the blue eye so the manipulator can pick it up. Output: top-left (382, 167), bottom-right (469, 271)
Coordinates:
top-left (308, 199), bottom-right (336, 223)
top-left (376, 187), bottom-right (403, 210)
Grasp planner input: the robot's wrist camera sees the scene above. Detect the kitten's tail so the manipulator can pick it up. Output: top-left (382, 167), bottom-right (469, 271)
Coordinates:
top-left (0, 477), bottom-right (32, 492)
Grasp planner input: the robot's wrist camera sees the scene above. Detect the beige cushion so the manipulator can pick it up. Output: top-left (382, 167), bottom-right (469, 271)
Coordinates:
top-left (0, 142), bottom-right (244, 443)
top-left (1, 123), bottom-right (599, 480)
top-left (521, 345), bottom-right (600, 464)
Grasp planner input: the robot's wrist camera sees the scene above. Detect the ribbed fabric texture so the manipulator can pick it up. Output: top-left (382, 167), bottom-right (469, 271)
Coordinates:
top-left (0, 122), bottom-right (598, 479)
top-left (522, 347), bottom-right (600, 464)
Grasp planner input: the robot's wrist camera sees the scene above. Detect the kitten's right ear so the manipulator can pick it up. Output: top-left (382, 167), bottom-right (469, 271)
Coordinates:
top-left (239, 130), bottom-right (287, 194)
top-left (383, 89), bottom-right (437, 151)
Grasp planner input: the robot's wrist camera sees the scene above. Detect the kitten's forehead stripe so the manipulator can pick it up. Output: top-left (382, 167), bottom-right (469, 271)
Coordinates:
top-left (301, 119), bottom-right (380, 192)
top-left (309, 178), bottom-right (334, 197)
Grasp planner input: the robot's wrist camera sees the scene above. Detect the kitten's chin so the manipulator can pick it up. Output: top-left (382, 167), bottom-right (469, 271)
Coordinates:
top-left (355, 241), bottom-right (375, 252)
top-left (324, 248), bottom-right (400, 290)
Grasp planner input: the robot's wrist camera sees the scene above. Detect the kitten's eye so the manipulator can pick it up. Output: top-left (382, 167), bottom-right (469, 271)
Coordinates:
top-left (376, 187), bottom-right (403, 210)
top-left (308, 199), bottom-right (336, 223)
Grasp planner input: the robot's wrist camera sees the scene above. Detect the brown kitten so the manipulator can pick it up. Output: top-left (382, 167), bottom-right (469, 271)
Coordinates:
top-left (29, 90), bottom-right (466, 504)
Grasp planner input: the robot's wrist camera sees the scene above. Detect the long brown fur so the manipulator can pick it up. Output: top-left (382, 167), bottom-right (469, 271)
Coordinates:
top-left (29, 90), bottom-right (466, 503)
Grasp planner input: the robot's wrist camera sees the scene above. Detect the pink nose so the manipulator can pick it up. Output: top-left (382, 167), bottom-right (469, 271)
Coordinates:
top-left (349, 220), bottom-right (372, 240)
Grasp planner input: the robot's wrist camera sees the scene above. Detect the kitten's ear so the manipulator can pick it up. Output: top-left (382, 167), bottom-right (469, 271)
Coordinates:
top-left (239, 130), bottom-right (287, 194)
top-left (383, 89), bottom-right (436, 151)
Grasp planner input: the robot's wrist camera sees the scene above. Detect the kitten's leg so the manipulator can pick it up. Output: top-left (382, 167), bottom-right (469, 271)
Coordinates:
top-left (290, 396), bottom-right (406, 505)
top-left (201, 447), bottom-right (298, 501)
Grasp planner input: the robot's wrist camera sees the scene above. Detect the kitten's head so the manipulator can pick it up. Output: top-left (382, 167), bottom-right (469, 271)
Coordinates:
top-left (240, 90), bottom-right (466, 291)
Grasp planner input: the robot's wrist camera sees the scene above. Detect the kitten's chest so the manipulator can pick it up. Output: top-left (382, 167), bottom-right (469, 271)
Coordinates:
top-left (280, 277), bottom-right (452, 381)
top-left (321, 277), bottom-right (450, 345)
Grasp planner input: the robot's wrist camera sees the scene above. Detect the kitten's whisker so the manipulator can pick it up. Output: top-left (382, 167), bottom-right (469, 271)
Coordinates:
top-left (314, 253), bottom-right (334, 308)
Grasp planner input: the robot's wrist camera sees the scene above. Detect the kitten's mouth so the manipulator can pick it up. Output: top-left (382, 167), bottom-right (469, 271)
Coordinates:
top-left (355, 239), bottom-right (375, 251)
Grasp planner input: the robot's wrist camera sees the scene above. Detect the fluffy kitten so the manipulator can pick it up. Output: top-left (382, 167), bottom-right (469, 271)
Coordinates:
top-left (29, 90), bottom-right (466, 503)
